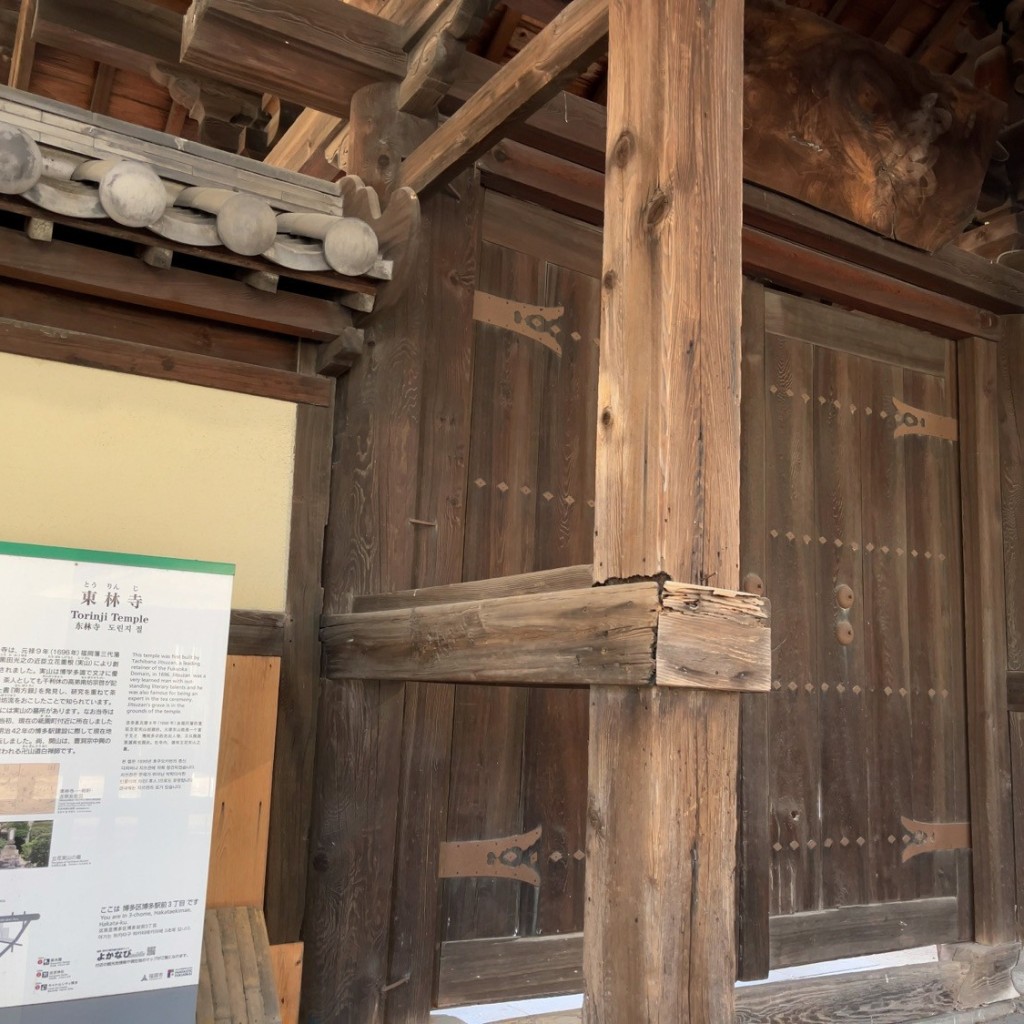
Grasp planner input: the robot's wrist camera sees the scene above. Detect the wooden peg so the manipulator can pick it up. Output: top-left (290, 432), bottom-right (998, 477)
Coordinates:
top-left (276, 212), bottom-right (379, 276)
top-left (73, 159), bottom-right (168, 227)
top-left (175, 186), bottom-right (278, 256)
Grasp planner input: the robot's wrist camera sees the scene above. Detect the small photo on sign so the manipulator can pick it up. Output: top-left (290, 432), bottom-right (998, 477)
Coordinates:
top-left (0, 820), bottom-right (53, 869)
top-left (0, 763), bottom-right (60, 816)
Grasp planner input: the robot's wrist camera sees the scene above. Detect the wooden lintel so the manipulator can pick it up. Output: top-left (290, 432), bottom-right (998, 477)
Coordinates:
top-left (398, 0), bottom-right (609, 194)
top-left (657, 583), bottom-right (771, 693)
top-left (181, 0), bottom-right (407, 119)
top-left (228, 609), bottom-right (286, 657)
top-left (0, 317), bottom-right (330, 406)
top-left (321, 581), bottom-right (659, 686)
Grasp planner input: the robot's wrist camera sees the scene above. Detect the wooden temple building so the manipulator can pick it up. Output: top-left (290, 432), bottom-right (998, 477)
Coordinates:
top-left (6, 0), bottom-right (1024, 1021)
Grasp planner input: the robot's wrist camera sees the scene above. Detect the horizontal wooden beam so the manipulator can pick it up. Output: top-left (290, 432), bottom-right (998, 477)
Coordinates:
top-left (478, 144), bottom-right (1004, 337)
top-left (0, 225), bottom-right (350, 341)
top-left (398, 0), bottom-right (608, 194)
top-left (322, 581), bottom-right (659, 685)
top-left (0, 317), bottom-right (331, 406)
top-left (743, 228), bottom-right (1002, 340)
top-left (182, 0), bottom-right (407, 118)
top-left (33, 0), bottom-right (180, 76)
top-left (326, 576), bottom-right (771, 691)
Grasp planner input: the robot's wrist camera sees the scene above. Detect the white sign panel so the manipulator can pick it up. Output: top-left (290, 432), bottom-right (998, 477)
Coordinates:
top-left (0, 542), bottom-right (232, 1013)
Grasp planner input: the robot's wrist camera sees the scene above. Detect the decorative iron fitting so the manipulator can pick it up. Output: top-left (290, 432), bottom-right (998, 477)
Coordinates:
top-left (439, 825), bottom-right (543, 887)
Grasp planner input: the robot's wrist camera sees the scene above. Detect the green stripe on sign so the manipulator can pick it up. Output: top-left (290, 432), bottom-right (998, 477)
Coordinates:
top-left (0, 540), bottom-right (235, 575)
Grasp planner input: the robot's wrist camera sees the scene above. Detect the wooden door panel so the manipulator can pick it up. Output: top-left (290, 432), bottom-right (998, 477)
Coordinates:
top-left (442, 206), bottom-right (600, 949)
top-left (744, 287), bottom-right (971, 973)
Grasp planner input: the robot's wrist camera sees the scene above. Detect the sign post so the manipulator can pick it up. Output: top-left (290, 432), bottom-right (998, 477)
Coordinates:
top-left (0, 541), bottom-right (232, 1024)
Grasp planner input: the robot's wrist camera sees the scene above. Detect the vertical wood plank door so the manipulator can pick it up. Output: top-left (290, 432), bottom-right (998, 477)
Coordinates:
top-left (436, 193), bottom-right (601, 1008)
top-left (741, 287), bottom-right (971, 974)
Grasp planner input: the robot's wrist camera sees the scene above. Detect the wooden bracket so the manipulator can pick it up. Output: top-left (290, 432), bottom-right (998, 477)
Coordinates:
top-left (439, 825), bottom-right (543, 886)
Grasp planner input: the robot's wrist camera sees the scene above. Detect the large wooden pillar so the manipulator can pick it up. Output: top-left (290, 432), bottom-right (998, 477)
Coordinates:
top-left (584, 0), bottom-right (743, 1019)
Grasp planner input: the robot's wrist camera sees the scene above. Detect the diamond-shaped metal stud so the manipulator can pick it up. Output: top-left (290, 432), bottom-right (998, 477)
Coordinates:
top-left (852, 685), bottom-right (861, 695)
top-left (475, 478), bottom-right (487, 488)
top-left (836, 684), bottom-right (846, 694)
top-left (821, 683), bottom-right (829, 693)
top-left (866, 543), bottom-right (875, 552)
top-left (786, 531), bottom-right (796, 541)
top-left (565, 495), bottom-right (576, 506)
top-left (884, 686), bottom-right (893, 696)
top-left (770, 529), bottom-right (779, 538)
top-left (543, 491), bottom-right (554, 501)
top-left (899, 688), bottom-right (908, 698)
top-left (887, 835), bottom-right (896, 844)
top-left (928, 689), bottom-right (936, 699)
top-left (840, 837), bottom-right (850, 847)
top-left (497, 482), bottom-right (509, 492)
top-left (521, 485), bottom-right (531, 495)
top-left (789, 840), bottom-right (800, 851)
top-left (807, 839), bottom-right (817, 849)
top-left (788, 682), bottom-right (798, 692)
top-left (824, 838), bottom-right (833, 848)
top-left (773, 842), bottom-right (783, 852)
top-left (856, 836), bottom-right (866, 847)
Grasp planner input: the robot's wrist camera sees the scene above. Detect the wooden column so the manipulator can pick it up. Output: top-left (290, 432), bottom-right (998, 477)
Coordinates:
top-left (584, 0), bottom-right (743, 1020)
top-left (959, 333), bottom-right (1015, 944)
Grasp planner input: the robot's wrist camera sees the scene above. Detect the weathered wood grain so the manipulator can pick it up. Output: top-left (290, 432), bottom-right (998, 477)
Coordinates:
top-left (437, 934), bottom-right (584, 1008)
top-left (656, 584), bottom-right (771, 693)
top-left (398, 0), bottom-right (609, 194)
top-left (323, 583), bottom-right (658, 685)
top-left (481, 190), bottom-right (601, 279)
top-left (959, 337), bottom-right (1016, 944)
top-left (182, 0), bottom-right (407, 118)
top-left (264, 346), bottom-right (335, 945)
top-left (769, 898), bottom-right (960, 969)
top-left (738, 278), bottom-right (770, 980)
top-left (227, 611), bottom-right (285, 658)
top-left (586, 1), bottom-right (743, 1021)
top-left (345, 564), bottom-right (593, 615)
top-left (744, 0), bottom-right (1004, 252)
top-left (999, 317), bottom-right (1024, 675)
top-left (383, 173), bottom-right (482, 1024)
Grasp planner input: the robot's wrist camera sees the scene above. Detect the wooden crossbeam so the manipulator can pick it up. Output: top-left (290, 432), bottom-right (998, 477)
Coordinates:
top-left (322, 577), bottom-right (770, 692)
top-left (322, 582), bottom-right (660, 685)
top-left (88, 62), bottom-right (116, 114)
top-left (33, 0), bottom-right (180, 76)
top-left (182, 0), bottom-right (407, 118)
top-left (398, 0), bottom-right (608, 194)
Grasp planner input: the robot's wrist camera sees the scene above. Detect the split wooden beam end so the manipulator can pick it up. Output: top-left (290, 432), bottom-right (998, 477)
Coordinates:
top-left (657, 583), bottom-right (771, 693)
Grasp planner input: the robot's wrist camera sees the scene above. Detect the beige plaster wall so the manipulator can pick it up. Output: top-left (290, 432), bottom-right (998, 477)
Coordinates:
top-left (0, 352), bottom-right (295, 611)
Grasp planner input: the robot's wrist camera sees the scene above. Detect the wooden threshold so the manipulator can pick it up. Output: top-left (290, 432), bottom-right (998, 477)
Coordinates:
top-left (435, 899), bottom-right (966, 1009)
top-left (769, 898), bottom-right (963, 969)
top-left (436, 934), bottom-right (584, 1009)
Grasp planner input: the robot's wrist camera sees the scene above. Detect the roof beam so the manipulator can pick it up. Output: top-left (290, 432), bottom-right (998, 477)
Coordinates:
top-left (88, 61), bottom-right (116, 113)
top-left (181, 0), bottom-right (407, 118)
top-left (33, 0), bottom-right (180, 76)
top-left (398, 0), bottom-right (608, 194)
top-left (9, 0), bottom-right (37, 90)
